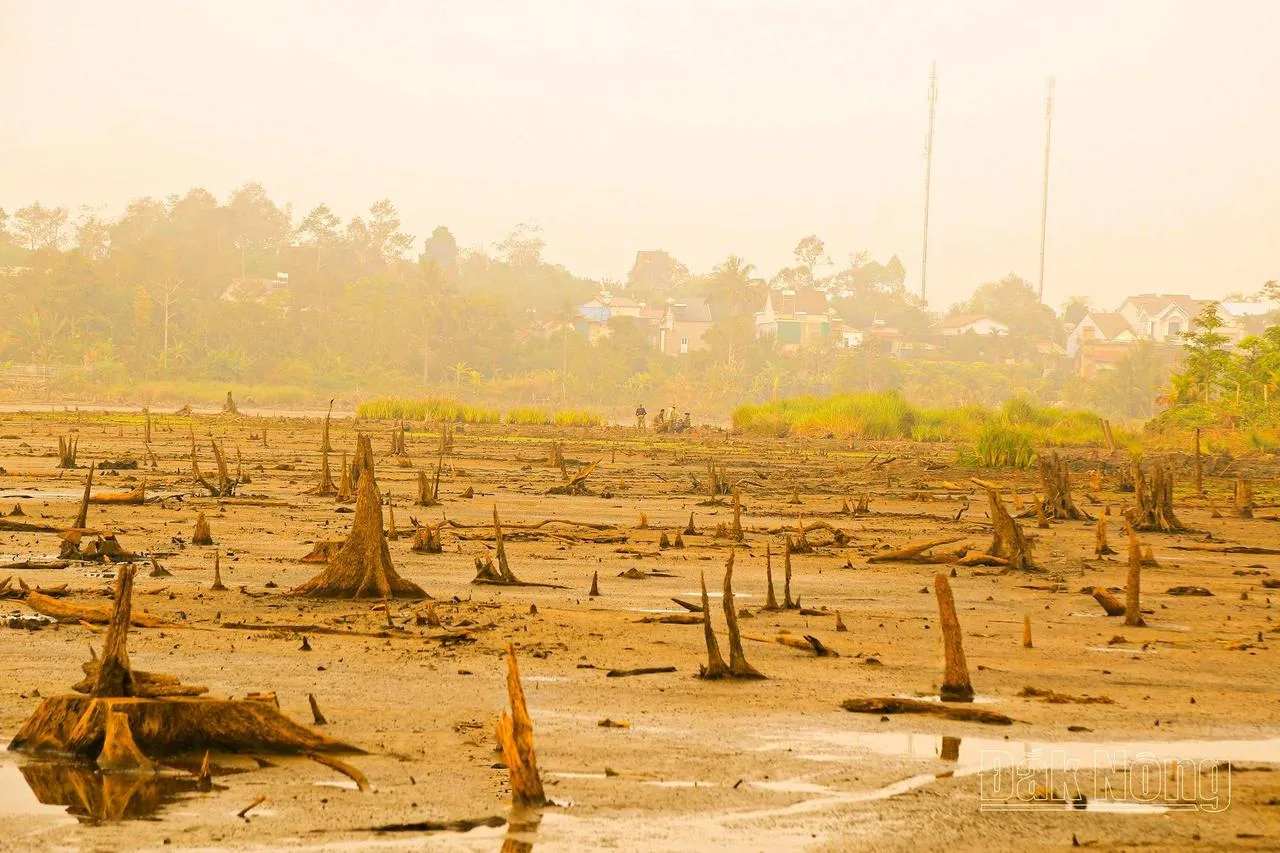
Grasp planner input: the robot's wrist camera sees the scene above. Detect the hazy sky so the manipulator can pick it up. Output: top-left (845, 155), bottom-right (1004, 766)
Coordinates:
top-left (3, 0), bottom-right (1278, 309)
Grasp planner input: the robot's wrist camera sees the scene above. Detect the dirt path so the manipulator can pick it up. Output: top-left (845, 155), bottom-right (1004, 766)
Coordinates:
top-left (1, 412), bottom-right (1278, 851)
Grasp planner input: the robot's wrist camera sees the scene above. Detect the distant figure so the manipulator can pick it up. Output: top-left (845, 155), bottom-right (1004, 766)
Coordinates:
top-left (635, 404), bottom-right (647, 430)
top-left (654, 408), bottom-right (667, 431)
top-left (682, 411), bottom-right (692, 431)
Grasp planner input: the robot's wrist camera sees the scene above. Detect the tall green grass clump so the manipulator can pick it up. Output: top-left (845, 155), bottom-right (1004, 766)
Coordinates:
top-left (970, 420), bottom-right (1039, 468)
top-left (734, 392), bottom-right (917, 440)
top-left (550, 409), bottom-right (603, 427)
top-left (505, 406), bottom-right (551, 425)
top-left (357, 396), bottom-right (500, 423)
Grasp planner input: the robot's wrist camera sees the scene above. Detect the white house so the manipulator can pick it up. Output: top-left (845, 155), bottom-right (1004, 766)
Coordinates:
top-left (1065, 312), bottom-right (1138, 357)
top-left (937, 314), bottom-right (1010, 336)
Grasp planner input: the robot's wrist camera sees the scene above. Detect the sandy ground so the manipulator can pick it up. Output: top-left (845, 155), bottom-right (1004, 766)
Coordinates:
top-left (0, 410), bottom-right (1278, 852)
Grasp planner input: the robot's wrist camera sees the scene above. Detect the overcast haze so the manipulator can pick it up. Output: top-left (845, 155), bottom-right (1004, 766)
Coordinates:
top-left (3, 0), bottom-right (1278, 309)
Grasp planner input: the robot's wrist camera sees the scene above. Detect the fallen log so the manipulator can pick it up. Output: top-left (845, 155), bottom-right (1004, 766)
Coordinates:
top-left (22, 591), bottom-right (169, 627)
top-left (867, 536), bottom-right (964, 564)
top-left (840, 697), bottom-right (1012, 725)
top-left (606, 666), bottom-right (678, 678)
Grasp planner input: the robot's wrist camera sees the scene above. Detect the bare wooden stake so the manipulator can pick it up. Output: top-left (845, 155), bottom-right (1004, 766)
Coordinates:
top-left (1094, 517), bottom-right (1115, 557)
top-left (783, 538), bottom-right (796, 609)
top-left (308, 693), bottom-right (327, 725)
top-left (589, 571), bottom-right (600, 597)
top-left (73, 464), bottom-right (94, 530)
top-left (763, 544), bottom-right (779, 611)
top-left (211, 552), bottom-right (227, 591)
top-left (495, 644), bottom-right (546, 807)
top-left (1235, 478), bottom-right (1254, 519)
top-left (1124, 524), bottom-right (1146, 627)
top-left (934, 573), bottom-right (974, 702)
top-left (697, 571), bottom-right (730, 679)
top-left (722, 553), bottom-right (764, 679)
top-left (1022, 614), bottom-right (1033, 648)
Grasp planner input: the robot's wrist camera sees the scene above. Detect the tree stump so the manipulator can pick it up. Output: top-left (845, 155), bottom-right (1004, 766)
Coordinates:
top-left (986, 488), bottom-right (1033, 570)
top-left (1038, 452), bottom-right (1092, 520)
top-left (292, 458), bottom-right (427, 599)
top-left (496, 645), bottom-right (546, 808)
top-left (1130, 463), bottom-right (1185, 532)
top-left (1124, 525), bottom-right (1146, 627)
top-left (934, 573), bottom-right (974, 702)
top-left (192, 513), bottom-right (213, 546)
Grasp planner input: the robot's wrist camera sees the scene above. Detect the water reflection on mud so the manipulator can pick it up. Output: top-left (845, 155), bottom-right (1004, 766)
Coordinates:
top-left (1, 761), bottom-right (217, 823)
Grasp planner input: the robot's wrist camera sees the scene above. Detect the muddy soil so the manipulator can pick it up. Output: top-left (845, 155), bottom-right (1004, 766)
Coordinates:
top-left (1, 411), bottom-right (1278, 851)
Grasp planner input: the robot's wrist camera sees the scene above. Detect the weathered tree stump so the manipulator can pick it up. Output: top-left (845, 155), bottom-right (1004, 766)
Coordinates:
top-left (292, 450), bottom-right (427, 599)
top-left (1038, 452), bottom-right (1092, 520)
top-left (986, 488), bottom-right (1033, 570)
top-left (1130, 463), bottom-right (1185, 532)
top-left (1124, 524), bottom-right (1146, 627)
top-left (496, 645), bottom-right (546, 808)
top-left (934, 573), bottom-right (974, 702)
top-left (192, 512), bottom-right (213, 546)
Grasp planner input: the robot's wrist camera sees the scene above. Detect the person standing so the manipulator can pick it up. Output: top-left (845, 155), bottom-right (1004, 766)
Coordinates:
top-left (635, 404), bottom-right (647, 430)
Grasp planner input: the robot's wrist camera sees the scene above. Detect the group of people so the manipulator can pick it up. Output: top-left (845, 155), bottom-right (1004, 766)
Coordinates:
top-left (635, 404), bottom-right (692, 433)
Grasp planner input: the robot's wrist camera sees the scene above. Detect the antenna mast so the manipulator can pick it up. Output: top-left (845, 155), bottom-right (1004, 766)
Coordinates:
top-left (920, 61), bottom-right (938, 303)
top-left (1037, 77), bottom-right (1055, 303)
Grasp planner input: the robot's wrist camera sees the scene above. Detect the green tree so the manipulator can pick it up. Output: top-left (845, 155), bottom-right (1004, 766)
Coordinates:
top-left (1176, 302), bottom-right (1232, 404)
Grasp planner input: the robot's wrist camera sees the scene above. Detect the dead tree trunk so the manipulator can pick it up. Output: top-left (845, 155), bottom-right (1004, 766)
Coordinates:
top-left (986, 488), bottom-right (1032, 570)
top-left (496, 645), bottom-right (546, 808)
top-left (783, 538), bottom-right (797, 609)
top-left (410, 519), bottom-right (443, 554)
top-left (934, 573), bottom-right (974, 702)
top-left (763, 544), bottom-right (780, 611)
top-left (57, 436), bottom-right (79, 469)
top-left (222, 391), bottom-right (239, 416)
top-left (292, 451), bottom-right (426, 599)
top-left (351, 433), bottom-right (374, 490)
top-left (336, 452), bottom-right (353, 503)
top-left (697, 571), bottom-right (730, 679)
top-left (1235, 479), bottom-right (1254, 519)
top-left (307, 409), bottom-right (338, 496)
top-left (722, 554), bottom-right (764, 679)
top-left (1038, 452), bottom-right (1092, 520)
top-left (731, 488), bottom-right (743, 541)
top-left (192, 512), bottom-right (213, 546)
top-left (1094, 517), bottom-right (1115, 557)
top-left (1124, 524), bottom-right (1145, 627)
top-left (73, 465), bottom-right (94, 530)
top-left (1131, 463), bottom-right (1185, 532)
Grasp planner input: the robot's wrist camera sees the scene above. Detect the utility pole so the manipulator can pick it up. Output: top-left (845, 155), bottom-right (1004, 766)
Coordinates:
top-left (1037, 77), bottom-right (1055, 303)
top-left (920, 61), bottom-right (938, 303)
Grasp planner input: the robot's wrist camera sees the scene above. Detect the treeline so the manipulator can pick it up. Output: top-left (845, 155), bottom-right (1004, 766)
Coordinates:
top-left (0, 185), bottom-right (1227, 421)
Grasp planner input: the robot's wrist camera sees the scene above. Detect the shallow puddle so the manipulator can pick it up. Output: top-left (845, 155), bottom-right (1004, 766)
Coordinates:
top-left (0, 761), bottom-right (213, 823)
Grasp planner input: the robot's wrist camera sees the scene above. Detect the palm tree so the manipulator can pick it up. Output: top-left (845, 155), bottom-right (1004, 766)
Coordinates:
top-left (448, 360), bottom-right (473, 390)
top-left (704, 255), bottom-right (761, 318)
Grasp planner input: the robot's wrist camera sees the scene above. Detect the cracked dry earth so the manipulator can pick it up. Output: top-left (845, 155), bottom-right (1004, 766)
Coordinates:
top-left (0, 409), bottom-right (1278, 852)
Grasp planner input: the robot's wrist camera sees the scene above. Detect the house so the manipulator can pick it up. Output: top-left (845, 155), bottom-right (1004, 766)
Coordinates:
top-left (605, 295), bottom-right (646, 319)
top-left (220, 274), bottom-right (289, 305)
top-left (1065, 312), bottom-right (1137, 357)
top-left (755, 289), bottom-right (842, 350)
top-left (658, 297), bottom-right (714, 356)
top-left (838, 327), bottom-right (865, 349)
top-left (1115, 294), bottom-right (1209, 342)
top-left (863, 323), bottom-right (906, 356)
top-left (937, 314), bottom-right (1010, 337)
